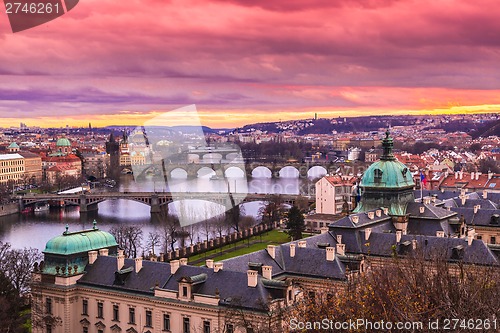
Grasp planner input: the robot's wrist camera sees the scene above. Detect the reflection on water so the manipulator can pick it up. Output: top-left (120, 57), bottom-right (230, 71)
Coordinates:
top-left (0, 175), bottom-right (314, 251)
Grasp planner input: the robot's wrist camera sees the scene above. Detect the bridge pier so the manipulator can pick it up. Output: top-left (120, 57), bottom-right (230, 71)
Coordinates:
top-left (79, 195), bottom-right (98, 213)
top-left (150, 194), bottom-right (162, 214)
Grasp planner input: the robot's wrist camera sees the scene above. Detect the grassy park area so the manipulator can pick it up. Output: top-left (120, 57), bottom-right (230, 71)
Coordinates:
top-left (188, 229), bottom-right (292, 265)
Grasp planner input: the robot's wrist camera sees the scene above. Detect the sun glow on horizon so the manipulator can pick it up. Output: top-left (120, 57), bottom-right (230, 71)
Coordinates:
top-left (2, 105), bottom-right (498, 129)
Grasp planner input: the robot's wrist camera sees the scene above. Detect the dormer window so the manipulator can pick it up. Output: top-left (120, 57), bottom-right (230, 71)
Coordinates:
top-left (451, 245), bottom-right (465, 260)
top-left (402, 168), bottom-right (408, 177)
top-left (374, 168), bottom-right (383, 182)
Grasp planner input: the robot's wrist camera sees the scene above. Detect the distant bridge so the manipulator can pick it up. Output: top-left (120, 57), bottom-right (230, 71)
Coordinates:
top-left (19, 192), bottom-right (314, 214)
top-left (134, 160), bottom-right (356, 180)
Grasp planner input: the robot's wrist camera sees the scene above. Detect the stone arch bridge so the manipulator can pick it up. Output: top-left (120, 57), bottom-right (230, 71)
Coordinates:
top-left (135, 161), bottom-right (346, 179)
top-left (19, 192), bottom-right (313, 215)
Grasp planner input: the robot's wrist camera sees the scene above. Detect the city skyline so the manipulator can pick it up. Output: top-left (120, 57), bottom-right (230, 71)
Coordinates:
top-left (2, 0), bottom-right (500, 128)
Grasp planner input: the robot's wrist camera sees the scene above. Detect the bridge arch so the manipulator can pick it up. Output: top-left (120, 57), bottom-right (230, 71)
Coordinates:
top-left (202, 153), bottom-right (223, 161)
top-left (187, 154), bottom-right (200, 163)
top-left (197, 167), bottom-right (216, 178)
top-left (307, 166), bottom-right (328, 179)
top-left (252, 166), bottom-right (272, 178)
top-left (279, 166), bottom-right (300, 178)
top-left (225, 152), bottom-right (241, 162)
top-left (170, 167), bottom-right (188, 179)
top-left (224, 166), bottom-right (245, 178)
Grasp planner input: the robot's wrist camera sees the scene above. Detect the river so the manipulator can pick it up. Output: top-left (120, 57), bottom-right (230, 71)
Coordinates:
top-left (0, 174), bottom-right (316, 252)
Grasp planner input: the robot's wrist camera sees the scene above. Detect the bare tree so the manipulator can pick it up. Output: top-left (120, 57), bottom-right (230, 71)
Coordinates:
top-left (160, 214), bottom-right (181, 253)
top-left (285, 254), bottom-right (500, 333)
top-left (213, 214), bottom-right (231, 240)
top-left (186, 222), bottom-right (199, 246)
top-left (146, 232), bottom-right (161, 256)
top-left (240, 215), bottom-right (256, 230)
top-left (0, 246), bottom-right (42, 295)
top-left (110, 226), bottom-right (143, 258)
top-left (259, 194), bottom-right (284, 226)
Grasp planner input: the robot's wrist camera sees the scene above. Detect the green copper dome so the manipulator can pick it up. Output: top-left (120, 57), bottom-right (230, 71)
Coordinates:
top-left (360, 130), bottom-right (415, 189)
top-left (56, 136), bottom-right (71, 147)
top-left (44, 224), bottom-right (118, 256)
top-left (8, 142), bottom-right (19, 149)
top-left (354, 130), bottom-right (416, 216)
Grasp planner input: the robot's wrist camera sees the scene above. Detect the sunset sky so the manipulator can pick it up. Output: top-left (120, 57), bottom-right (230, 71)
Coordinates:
top-left (1, 0), bottom-right (500, 128)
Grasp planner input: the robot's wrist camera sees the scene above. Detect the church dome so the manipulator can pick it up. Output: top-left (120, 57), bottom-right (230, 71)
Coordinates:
top-left (44, 223), bottom-right (118, 256)
top-left (56, 136), bottom-right (71, 147)
top-left (360, 130), bottom-right (415, 189)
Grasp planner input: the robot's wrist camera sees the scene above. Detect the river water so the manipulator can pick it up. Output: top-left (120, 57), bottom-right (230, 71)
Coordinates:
top-left (0, 174), bottom-right (316, 252)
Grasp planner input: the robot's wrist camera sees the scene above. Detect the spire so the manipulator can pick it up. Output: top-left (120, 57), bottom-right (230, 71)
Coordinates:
top-left (380, 129), bottom-right (395, 161)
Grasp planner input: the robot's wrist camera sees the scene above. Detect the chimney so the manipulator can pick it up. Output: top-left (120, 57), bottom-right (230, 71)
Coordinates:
top-left (298, 241), bottom-right (307, 248)
top-left (290, 243), bottom-right (296, 257)
top-left (336, 243), bottom-right (345, 256)
top-left (214, 262), bottom-right (223, 273)
top-left (179, 258), bottom-right (188, 266)
top-left (134, 257), bottom-right (143, 273)
top-left (447, 206), bottom-right (451, 211)
top-left (117, 249), bottom-right (125, 270)
top-left (98, 248), bottom-right (109, 256)
top-left (383, 207), bottom-right (389, 215)
top-left (320, 227), bottom-right (329, 234)
top-left (412, 239), bottom-right (417, 250)
top-left (267, 245), bottom-right (276, 258)
top-left (262, 265), bottom-right (272, 280)
top-left (206, 259), bottom-right (214, 269)
top-left (474, 205), bottom-right (480, 214)
top-left (488, 170), bottom-right (493, 180)
top-left (460, 195), bottom-right (466, 206)
top-left (471, 172), bottom-right (475, 180)
top-left (455, 172), bottom-right (458, 179)
top-left (419, 206), bottom-right (425, 214)
top-left (375, 209), bottom-right (382, 217)
top-left (352, 215), bottom-right (359, 224)
top-left (367, 211), bottom-right (375, 220)
top-left (476, 172), bottom-right (480, 180)
top-left (467, 229), bottom-right (474, 246)
top-left (436, 231), bottom-right (445, 238)
top-left (365, 228), bottom-right (372, 241)
top-left (483, 190), bottom-right (488, 199)
top-left (396, 230), bottom-right (402, 243)
top-left (424, 197), bottom-right (431, 205)
top-left (459, 171), bottom-right (463, 180)
top-left (336, 234), bottom-right (342, 244)
top-left (247, 270), bottom-right (258, 287)
top-left (88, 251), bottom-right (98, 265)
top-left (170, 260), bottom-right (180, 274)
top-left (326, 247), bottom-right (335, 261)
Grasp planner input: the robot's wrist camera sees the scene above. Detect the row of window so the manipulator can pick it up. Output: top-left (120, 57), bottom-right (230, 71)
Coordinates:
top-left (476, 235), bottom-right (496, 244)
top-left (46, 297), bottom-right (236, 333)
top-left (0, 174), bottom-right (22, 182)
top-left (0, 167), bottom-right (24, 173)
top-left (79, 299), bottom-right (234, 333)
top-left (0, 160), bottom-right (23, 166)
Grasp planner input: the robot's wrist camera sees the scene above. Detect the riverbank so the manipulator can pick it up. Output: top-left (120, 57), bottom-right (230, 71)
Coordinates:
top-left (0, 202), bottom-right (19, 217)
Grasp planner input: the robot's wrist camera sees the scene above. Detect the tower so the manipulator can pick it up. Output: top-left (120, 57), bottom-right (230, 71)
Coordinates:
top-left (353, 130), bottom-right (415, 216)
